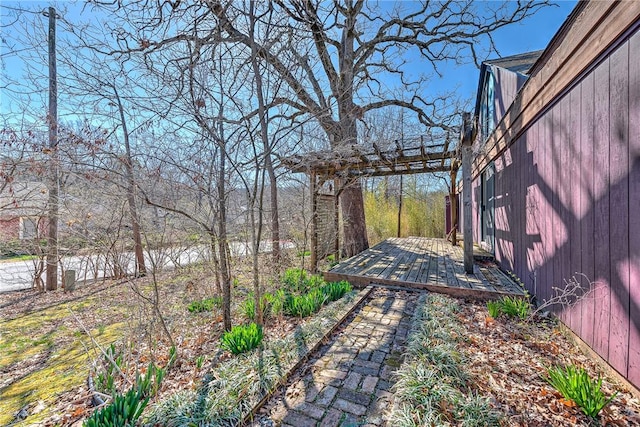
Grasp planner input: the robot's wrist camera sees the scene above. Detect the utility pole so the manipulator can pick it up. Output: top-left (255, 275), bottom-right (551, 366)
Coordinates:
top-left (45, 6), bottom-right (59, 291)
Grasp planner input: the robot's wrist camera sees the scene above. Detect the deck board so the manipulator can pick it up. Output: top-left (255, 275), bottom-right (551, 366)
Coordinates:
top-left (324, 237), bottom-right (525, 299)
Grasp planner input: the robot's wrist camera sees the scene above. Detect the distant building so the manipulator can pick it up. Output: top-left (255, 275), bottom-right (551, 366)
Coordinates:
top-left (0, 182), bottom-right (48, 242)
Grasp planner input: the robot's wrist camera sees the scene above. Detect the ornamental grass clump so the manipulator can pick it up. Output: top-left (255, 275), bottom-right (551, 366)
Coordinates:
top-left (221, 323), bottom-right (263, 355)
top-left (486, 295), bottom-right (529, 319)
top-left (320, 280), bottom-right (352, 302)
top-left (284, 289), bottom-right (326, 318)
top-left (282, 268), bottom-right (309, 293)
top-left (84, 362), bottom-right (164, 427)
top-left (188, 296), bottom-right (222, 313)
top-left (546, 364), bottom-right (617, 418)
top-left (486, 300), bottom-right (501, 318)
top-left (390, 294), bottom-right (501, 426)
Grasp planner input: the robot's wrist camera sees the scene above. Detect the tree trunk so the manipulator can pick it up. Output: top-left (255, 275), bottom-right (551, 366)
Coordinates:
top-left (218, 167), bottom-right (232, 331)
top-left (339, 182), bottom-right (368, 258)
top-left (335, 3), bottom-right (368, 257)
top-left (114, 85), bottom-right (146, 276)
top-left (266, 156), bottom-right (280, 262)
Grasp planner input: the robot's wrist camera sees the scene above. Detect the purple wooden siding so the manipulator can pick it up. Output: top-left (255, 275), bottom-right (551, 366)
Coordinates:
top-left (629, 30), bottom-right (640, 388)
top-left (471, 29), bottom-right (640, 388)
top-left (592, 57), bottom-right (611, 360)
top-left (580, 72), bottom-right (596, 348)
top-left (493, 66), bottom-right (521, 125)
top-left (608, 43), bottom-right (630, 376)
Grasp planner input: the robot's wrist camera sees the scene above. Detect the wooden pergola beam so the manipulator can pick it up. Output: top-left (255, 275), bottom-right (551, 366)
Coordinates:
top-left (282, 136), bottom-right (463, 268)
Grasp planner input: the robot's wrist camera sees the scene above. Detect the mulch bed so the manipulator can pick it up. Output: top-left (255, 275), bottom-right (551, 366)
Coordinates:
top-left (2, 273), bottom-right (640, 426)
top-left (454, 298), bottom-right (640, 426)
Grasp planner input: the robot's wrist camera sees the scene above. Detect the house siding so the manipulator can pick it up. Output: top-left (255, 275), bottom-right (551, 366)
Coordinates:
top-left (472, 28), bottom-right (640, 387)
top-left (0, 217), bottom-right (21, 241)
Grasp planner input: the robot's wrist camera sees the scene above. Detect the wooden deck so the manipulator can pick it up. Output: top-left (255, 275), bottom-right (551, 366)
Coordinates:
top-left (324, 237), bottom-right (525, 299)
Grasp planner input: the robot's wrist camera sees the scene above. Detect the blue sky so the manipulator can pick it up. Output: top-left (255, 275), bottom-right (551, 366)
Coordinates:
top-left (1, 1), bottom-right (579, 123)
top-left (432, 0), bottom-right (578, 104)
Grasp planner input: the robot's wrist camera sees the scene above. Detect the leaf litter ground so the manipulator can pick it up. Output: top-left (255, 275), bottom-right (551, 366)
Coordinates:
top-left (1, 264), bottom-right (639, 426)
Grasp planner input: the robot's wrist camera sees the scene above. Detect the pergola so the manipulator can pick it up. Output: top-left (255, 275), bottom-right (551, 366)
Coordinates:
top-left (281, 134), bottom-right (465, 272)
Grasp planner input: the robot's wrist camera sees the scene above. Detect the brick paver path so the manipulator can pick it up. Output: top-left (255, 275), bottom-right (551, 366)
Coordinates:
top-left (253, 288), bottom-right (420, 427)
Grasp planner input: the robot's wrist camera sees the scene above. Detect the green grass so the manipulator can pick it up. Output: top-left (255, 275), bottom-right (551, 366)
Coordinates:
top-left (320, 281), bottom-right (352, 302)
top-left (0, 254), bottom-right (38, 262)
top-left (284, 289), bottom-right (326, 318)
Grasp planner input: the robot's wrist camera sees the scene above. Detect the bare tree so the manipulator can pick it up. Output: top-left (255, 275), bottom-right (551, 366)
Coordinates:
top-left (92, 0), bottom-right (549, 257)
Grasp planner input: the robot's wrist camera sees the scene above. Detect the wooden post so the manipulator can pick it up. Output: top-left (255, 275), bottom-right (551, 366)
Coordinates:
top-left (333, 178), bottom-right (340, 262)
top-left (461, 112), bottom-right (475, 274)
top-left (450, 165), bottom-right (459, 246)
top-left (310, 172), bottom-right (318, 273)
top-left (397, 174), bottom-right (403, 237)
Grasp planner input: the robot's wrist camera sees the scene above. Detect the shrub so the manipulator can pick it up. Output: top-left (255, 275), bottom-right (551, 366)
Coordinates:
top-left (320, 281), bottom-right (352, 302)
top-left (546, 365), bottom-right (617, 418)
top-left (188, 296), bottom-right (222, 313)
top-left (221, 323), bottom-right (263, 355)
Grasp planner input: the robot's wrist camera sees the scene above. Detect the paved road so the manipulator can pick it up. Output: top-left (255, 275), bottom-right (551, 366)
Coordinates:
top-left (0, 241), bottom-right (293, 293)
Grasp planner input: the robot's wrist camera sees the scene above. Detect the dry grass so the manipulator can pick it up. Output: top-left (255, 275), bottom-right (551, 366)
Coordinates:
top-left (0, 255), bottom-right (303, 426)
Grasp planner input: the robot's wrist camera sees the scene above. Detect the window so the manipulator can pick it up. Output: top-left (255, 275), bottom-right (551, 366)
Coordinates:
top-left (480, 69), bottom-right (495, 141)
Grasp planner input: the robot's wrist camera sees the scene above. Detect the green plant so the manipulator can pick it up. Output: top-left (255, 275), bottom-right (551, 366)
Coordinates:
top-left (320, 281), bottom-right (352, 302)
top-left (306, 274), bottom-right (325, 290)
top-left (167, 345), bottom-right (177, 369)
top-left (187, 296), bottom-right (222, 313)
top-left (266, 290), bottom-right (286, 317)
top-left (498, 296), bottom-right (529, 319)
top-left (284, 289), bottom-right (326, 318)
top-left (242, 294), bottom-right (274, 321)
top-left (282, 268), bottom-right (308, 293)
top-left (241, 297), bottom-right (257, 321)
top-left (486, 296), bottom-right (529, 319)
top-left (83, 386), bottom-right (149, 427)
top-left (195, 355), bottom-right (205, 370)
top-left (486, 300), bottom-right (501, 318)
top-left (220, 323), bottom-right (264, 355)
top-left (95, 344), bottom-right (124, 396)
top-left (85, 361), bottom-right (164, 427)
top-left (546, 365), bottom-right (617, 418)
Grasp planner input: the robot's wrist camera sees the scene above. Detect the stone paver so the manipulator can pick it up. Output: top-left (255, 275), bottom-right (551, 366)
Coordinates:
top-left (252, 288), bottom-right (420, 426)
